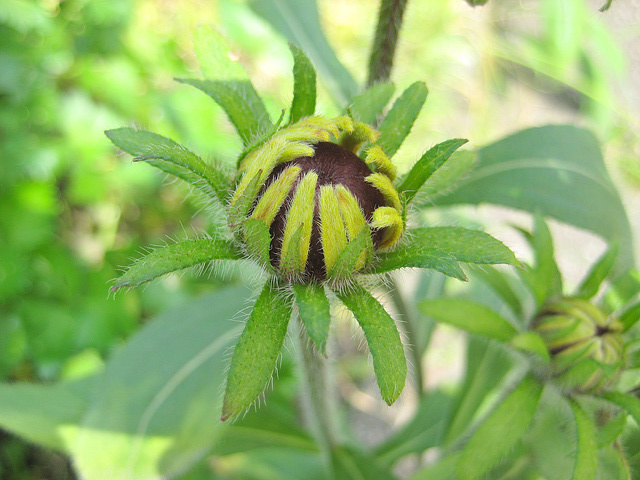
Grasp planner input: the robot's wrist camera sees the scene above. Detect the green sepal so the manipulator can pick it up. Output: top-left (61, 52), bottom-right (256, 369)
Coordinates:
top-left (111, 238), bottom-right (240, 291)
top-left (176, 78), bottom-right (272, 146)
top-left (336, 284), bottom-right (406, 405)
top-left (228, 170), bottom-right (262, 233)
top-left (222, 281), bottom-right (293, 421)
top-left (330, 226), bottom-right (373, 279)
top-left (415, 150), bottom-right (478, 204)
top-left (293, 283), bottom-right (331, 355)
top-left (520, 215), bottom-right (563, 306)
top-left (289, 43), bottom-right (317, 124)
top-left (455, 376), bottom-right (543, 480)
top-left (600, 391), bottom-right (640, 428)
top-left (574, 243), bottom-right (618, 299)
top-left (105, 128), bottom-right (231, 204)
top-left (510, 332), bottom-right (551, 362)
top-left (408, 227), bottom-right (520, 267)
top-left (347, 82), bottom-right (395, 125)
top-left (377, 81), bottom-right (428, 157)
top-left (372, 248), bottom-right (466, 280)
top-left (243, 218), bottom-right (272, 268)
top-left (619, 300), bottom-right (640, 332)
top-left (419, 298), bottom-right (518, 342)
top-left (398, 138), bottom-right (468, 204)
top-left (568, 398), bottom-right (597, 480)
top-left (373, 226), bottom-right (519, 280)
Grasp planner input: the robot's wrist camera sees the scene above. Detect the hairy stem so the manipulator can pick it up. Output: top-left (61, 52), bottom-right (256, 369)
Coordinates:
top-left (367, 0), bottom-right (409, 86)
top-left (389, 281), bottom-right (424, 393)
top-left (294, 316), bottom-right (337, 469)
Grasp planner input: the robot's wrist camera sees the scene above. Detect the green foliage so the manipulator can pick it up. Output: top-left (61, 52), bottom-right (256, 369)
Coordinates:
top-left (293, 283), bottom-right (332, 355)
top-left (336, 285), bottom-right (407, 405)
top-left (2, 0), bottom-right (637, 479)
top-left (111, 238), bottom-right (240, 291)
top-left (222, 282), bottom-right (293, 421)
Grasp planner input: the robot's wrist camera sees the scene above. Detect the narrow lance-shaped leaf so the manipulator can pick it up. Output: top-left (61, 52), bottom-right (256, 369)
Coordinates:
top-left (398, 138), bottom-right (468, 204)
top-left (420, 298), bottom-right (518, 342)
top-left (111, 238), bottom-right (239, 292)
top-left (374, 226), bottom-right (519, 279)
top-left (568, 399), bottom-right (597, 480)
top-left (521, 215), bottom-right (563, 306)
top-left (289, 43), bottom-right (316, 124)
top-left (406, 227), bottom-right (520, 266)
top-left (336, 284), bottom-right (406, 405)
top-left (222, 282), bottom-right (293, 421)
top-left (293, 283), bottom-right (331, 355)
top-left (177, 78), bottom-right (272, 146)
top-left (348, 82), bottom-right (395, 126)
top-left (105, 128), bottom-right (231, 203)
top-left (372, 247), bottom-right (467, 280)
top-left (575, 243), bottom-right (618, 299)
top-left (377, 81), bottom-right (428, 157)
top-left (455, 376), bottom-right (543, 480)
top-left (510, 332), bottom-right (550, 362)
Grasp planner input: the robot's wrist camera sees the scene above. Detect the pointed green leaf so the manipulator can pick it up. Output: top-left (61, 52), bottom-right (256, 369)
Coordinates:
top-left (601, 391), bottom-right (640, 428)
top-left (111, 238), bottom-right (239, 291)
top-left (105, 128), bottom-right (231, 203)
top-left (177, 78), bottom-right (272, 145)
top-left (289, 43), bottom-right (316, 124)
top-left (249, 0), bottom-right (358, 106)
top-left (519, 215), bottom-right (563, 306)
top-left (398, 139), bottom-right (468, 204)
top-left (377, 81), bottom-right (428, 157)
top-left (348, 82), bottom-right (395, 125)
top-left (331, 226), bottom-right (373, 278)
top-left (243, 218), bottom-right (272, 267)
top-left (619, 300), bottom-right (640, 332)
top-left (372, 247), bottom-right (467, 280)
top-left (456, 376), bottom-right (543, 480)
top-left (597, 412), bottom-right (627, 448)
top-left (378, 226), bottom-right (518, 280)
top-left (432, 126), bottom-right (635, 274)
top-left (420, 298), bottom-right (518, 342)
top-left (222, 282), bottom-right (293, 420)
top-left (568, 399), bottom-right (598, 480)
top-left (336, 284), bottom-right (406, 405)
top-left (575, 244), bottom-right (619, 299)
top-left (293, 283), bottom-right (331, 355)
top-left (510, 332), bottom-right (550, 362)
top-left (70, 287), bottom-right (249, 480)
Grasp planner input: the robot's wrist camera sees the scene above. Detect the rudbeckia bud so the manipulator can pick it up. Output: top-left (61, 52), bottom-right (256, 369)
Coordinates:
top-left (533, 298), bottom-right (625, 393)
top-left (230, 116), bottom-right (404, 282)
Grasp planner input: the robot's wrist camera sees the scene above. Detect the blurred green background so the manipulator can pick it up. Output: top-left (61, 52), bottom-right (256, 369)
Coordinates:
top-left (1, 0), bottom-right (639, 478)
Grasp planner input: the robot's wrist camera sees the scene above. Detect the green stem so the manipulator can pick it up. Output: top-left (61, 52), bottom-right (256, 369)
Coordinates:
top-left (367, 0), bottom-right (409, 86)
top-left (389, 281), bottom-right (424, 393)
top-left (294, 317), bottom-right (337, 470)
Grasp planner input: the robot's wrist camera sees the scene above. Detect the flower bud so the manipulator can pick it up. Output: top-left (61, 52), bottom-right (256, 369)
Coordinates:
top-left (230, 116), bottom-right (404, 283)
top-left (533, 298), bottom-right (625, 393)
